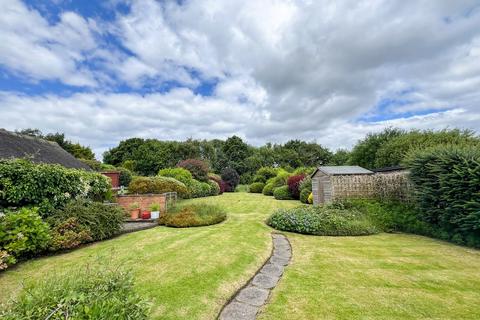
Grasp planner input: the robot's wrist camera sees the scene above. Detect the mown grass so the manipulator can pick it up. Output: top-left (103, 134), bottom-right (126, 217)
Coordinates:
top-left (0, 193), bottom-right (297, 320)
top-left (1, 193), bottom-right (480, 319)
top-left (260, 233), bottom-right (480, 319)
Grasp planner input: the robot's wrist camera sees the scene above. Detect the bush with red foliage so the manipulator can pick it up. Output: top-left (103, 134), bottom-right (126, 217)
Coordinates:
top-left (209, 176), bottom-right (226, 194)
top-left (177, 159), bottom-right (209, 182)
top-left (221, 167), bottom-right (240, 192)
top-left (287, 174), bottom-right (306, 199)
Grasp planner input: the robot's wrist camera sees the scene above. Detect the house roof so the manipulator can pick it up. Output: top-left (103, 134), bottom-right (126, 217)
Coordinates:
top-left (312, 166), bottom-right (373, 176)
top-left (0, 129), bottom-right (91, 170)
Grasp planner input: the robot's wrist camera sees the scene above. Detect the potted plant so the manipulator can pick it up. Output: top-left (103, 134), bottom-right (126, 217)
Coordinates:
top-left (129, 202), bottom-right (140, 220)
top-left (150, 203), bottom-right (161, 219)
top-left (141, 209), bottom-right (151, 220)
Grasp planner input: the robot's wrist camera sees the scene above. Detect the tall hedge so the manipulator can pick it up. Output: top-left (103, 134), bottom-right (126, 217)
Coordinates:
top-left (0, 160), bottom-right (111, 216)
top-left (405, 145), bottom-right (480, 246)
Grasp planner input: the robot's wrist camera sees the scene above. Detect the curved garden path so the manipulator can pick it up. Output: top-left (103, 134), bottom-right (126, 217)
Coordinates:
top-left (219, 233), bottom-right (292, 320)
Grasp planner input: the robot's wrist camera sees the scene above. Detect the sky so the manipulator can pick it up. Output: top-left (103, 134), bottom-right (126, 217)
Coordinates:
top-left (1, 0), bottom-right (480, 158)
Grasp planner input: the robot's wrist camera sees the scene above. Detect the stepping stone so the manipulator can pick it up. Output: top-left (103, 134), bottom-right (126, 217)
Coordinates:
top-left (252, 273), bottom-right (279, 289)
top-left (273, 238), bottom-right (289, 246)
top-left (274, 242), bottom-right (291, 250)
top-left (219, 302), bottom-right (257, 320)
top-left (260, 263), bottom-right (284, 277)
top-left (273, 249), bottom-right (291, 259)
top-left (270, 256), bottom-right (289, 266)
top-left (236, 286), bottom-right (269, 306)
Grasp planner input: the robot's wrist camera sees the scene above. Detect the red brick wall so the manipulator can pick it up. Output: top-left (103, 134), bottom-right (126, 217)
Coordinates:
top-left (101, 171), bottom-right (120, 189)
top-left (116, 194), bottom-right (166, 212)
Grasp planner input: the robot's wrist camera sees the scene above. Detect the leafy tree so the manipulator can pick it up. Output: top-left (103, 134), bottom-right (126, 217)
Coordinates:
top-left (103, 138), bottom-right (146, 166)
top-left (220, 136), bottom-right (252, 175)
top-left (329, 149), bottom-right (351, 165)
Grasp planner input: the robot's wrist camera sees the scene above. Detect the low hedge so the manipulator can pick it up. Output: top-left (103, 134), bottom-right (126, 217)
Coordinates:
top-left (48, 199), bottom-right (124, 242)
top-left (160, 204), bottom-right (226, 227)
top-left (262, 183), bottom-right (275, 196)
top-left (267, 206), bottom-right (379, 236)
top-left (0, 159), bottom-right (111, 216)
top-left (158, 167), bottom-right (193, 186)
top-left (0, 261), bottom-right (149, 319)
top-left (273, 186), bottom-right (294, 200)
top-left (128, 176), bottom-right (189, 198)
top-left (249, 182), bottom-right (265, 193)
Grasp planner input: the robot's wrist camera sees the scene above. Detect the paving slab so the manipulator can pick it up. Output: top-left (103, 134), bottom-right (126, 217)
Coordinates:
top-left (260, 263), bottom-right (284, 277)
top-left (236, 286), bottom-right (270, 306)
top-left (219, 302), bottom-right (257, 320)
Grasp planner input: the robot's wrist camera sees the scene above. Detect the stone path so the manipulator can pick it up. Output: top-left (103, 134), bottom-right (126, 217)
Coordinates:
top-left (219, 233), bottom-right (292, 320)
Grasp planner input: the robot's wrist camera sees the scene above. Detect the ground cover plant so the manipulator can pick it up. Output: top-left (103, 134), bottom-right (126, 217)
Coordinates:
top-left (267, 205), bottom-right (379, 236)
top-left (160, 203), bottom-right (226, 227)
top-left (1, 260), bottom-right (149, 319)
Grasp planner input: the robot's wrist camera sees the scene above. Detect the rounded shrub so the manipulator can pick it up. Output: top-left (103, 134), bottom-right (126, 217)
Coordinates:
top-left (262, 183), bottom-right (275, 196)
top-left (209, 176), bottom-right (226, 194)
top-left (48, 217), bottom-right (92, 251)
top-left (118, 167), bottom-right (133, 187)
top-left (299, 176), bottom-right (312, 192)
top-left (158, 167), bottom-right (194, 186)
top-left (177, 159), bottom-right (209, 182)
top-left (249, 182), bottom-right (265, 193)
top-left (128, 177), bottom-right (188, 198)
top-left (253, 167), bottom-right (278, 183)
top-left (267, 206), bottom-right (379, 236)
top-left (128, 177), bottom-right (156, 194)
top-left (1, 261), bottom-right (149, 319)
top-left (189, 179), bottom-right (212, 198)
top-left (48, 199), bottom-right (124, 241)
top-left (221, 167), bottom-right (240, 192)
top-left (273, 185), bottom-right (294, 200)
top-left (207, 179), bottom-right (220, 196)
top-left (287, 174), bottom-right (306, 199)
top-left (160, 204), bottom-right (226, 227)
top-left (308, 192), bottom-right (313, 204)
top-left (300, 188), bottom-right (311, 204)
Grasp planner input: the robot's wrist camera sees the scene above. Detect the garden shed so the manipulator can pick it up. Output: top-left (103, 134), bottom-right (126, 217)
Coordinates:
top-left (311, 166), bottom-right (374, 205)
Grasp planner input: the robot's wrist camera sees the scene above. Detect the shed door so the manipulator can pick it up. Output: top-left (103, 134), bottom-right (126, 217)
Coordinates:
top-left (312, 177), bottom-right (323, 205)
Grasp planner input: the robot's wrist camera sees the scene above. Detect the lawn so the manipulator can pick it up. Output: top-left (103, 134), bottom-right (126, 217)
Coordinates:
top-left (1, 192), bottom-right (480, 319)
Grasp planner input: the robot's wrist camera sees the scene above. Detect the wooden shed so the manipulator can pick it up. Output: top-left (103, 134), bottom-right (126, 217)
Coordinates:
top-left (311, 166), bottom-right (374, 205)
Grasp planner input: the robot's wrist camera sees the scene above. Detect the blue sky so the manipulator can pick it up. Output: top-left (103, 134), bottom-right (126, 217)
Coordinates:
top-left (1, 0), bottom-right (480, 157)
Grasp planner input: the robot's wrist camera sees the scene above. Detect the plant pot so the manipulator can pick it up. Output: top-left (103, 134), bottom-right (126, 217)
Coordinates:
top-left (130, 209), bottom-right (140, 220)
top-left (141, 210), bottom-right (151, 220)
top-left (151, 211), bottom-right (160, 219)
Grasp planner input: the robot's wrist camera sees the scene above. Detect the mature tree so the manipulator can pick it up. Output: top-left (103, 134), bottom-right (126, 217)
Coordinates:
top-left (103, 138), bottom-right (146, 166)
top-left (329, 149), bottom-right (351, 165)
top-left (220, 136), bottom-right (252, 175)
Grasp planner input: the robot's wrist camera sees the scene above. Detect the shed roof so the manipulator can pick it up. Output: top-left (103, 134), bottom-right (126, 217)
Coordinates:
top-left (0, 129), bottom-right (91, 170)
top-left (312, 166), bottom-right (373, 176)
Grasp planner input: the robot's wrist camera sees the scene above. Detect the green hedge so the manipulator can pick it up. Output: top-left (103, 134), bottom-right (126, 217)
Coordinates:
top-left (0, 160), bottom-right (111, 215)
top-left (267, 206), bottom-right (379, 236)
top-left (262, 183), bottom-right (275, 196)
top-left (160, 204), bottom-right (226, 228)
top-left (128, 176), bottom-right (189, 198)
top-left (249, 182), bottom-right (265, 193)
top-left (405, 145), bottom-right (480, 247)
top-left (158, 167), bottom-right (194, 186)
top-left (273, 185), bottom-right (293, 200)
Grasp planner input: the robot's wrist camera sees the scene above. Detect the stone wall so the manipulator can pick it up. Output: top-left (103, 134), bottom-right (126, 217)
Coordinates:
top-left (116, 194), bottom-right (167, 212)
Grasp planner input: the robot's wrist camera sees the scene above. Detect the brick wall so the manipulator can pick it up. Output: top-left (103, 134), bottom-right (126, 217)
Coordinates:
top-left (116, 194), bottom-right (166, 212)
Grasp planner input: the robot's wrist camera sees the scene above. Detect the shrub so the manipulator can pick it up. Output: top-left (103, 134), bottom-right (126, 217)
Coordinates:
top-left (262, 183), bottom-right (275, 196)
top-left (158, 167), bottom-right (194, 186)
top-left (188, 179), bottom-right (212, 198)
top-left (287, 174), bottom-right (306, 199)
top-left (292, 167), bottom-right (315, 176)
top-left (209, 176), bottom-right (226, 194)
top-left (0, 250), bottom-right (14, 271)
top-left (177, 159), bottom-right (209, 182)
top-left (0, 261), bottom-right (149, 319)
top-left (266, 169), bottom-right (291, 188)
top-left (207, 179), bottom-right (220, 196)
top-left (404, 145), bottom-right (480, 247)
top-left (300, 188), bottom-right (311, 204)
top-left (0, 159), bottom-right (111, 216)
top-left (128, 176), bottom-right (189, 198)
top-left (118, 167), bottom-right (133, 187)
top-left (249, 182), bottom-right (265, 193)
top-left (267, 206), bottom-right (379, 236)
top-left (298, 176), bottom-right (312, 192)
top-left (160, 204), bottom-right (226, 227)
top-left (308, 192), bottom-right (313, 204)
top-left (273, 186), bottom-right (294, 200)
top-left (49, 217), bottom-right (92, 251)
top-left (0, 208), bottom-right (51, 260)
top-left (240, 173), bottom-right (253, 185)
top-left (48, 200), bottom-right (124, 242)
top-left (253, 167), bottom-right (279, 183)
top-left (221, 167), bottom-right (240, 192)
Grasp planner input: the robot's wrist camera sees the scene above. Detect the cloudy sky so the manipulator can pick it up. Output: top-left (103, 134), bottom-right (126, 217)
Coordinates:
top-left (1, 0), bottom-right (480, 158)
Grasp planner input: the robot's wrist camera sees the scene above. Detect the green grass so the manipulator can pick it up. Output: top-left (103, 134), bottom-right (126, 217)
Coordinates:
top-left (1, 193), bottom-right (480, 319)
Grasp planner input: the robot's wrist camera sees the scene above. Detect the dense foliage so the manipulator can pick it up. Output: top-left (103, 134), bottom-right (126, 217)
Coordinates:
top-left (267, 206), bottom-right (379, 236)
top-left (405, 145), bottom-right (480, 247)
top-left (273, 186), bottom-right (293, 200)
top-left (300, 189), bottom-right (311, 204)
top-left (160, 204), bottom-right (226, 227)
top-left (0, 160), bottom-right (111, 215)
top-left (48, 217), bottom-right (93, 251)
top-left (0, 261), bottom-right (149, 319)
top-left (249, 182), bottom-right (265, 193)
top-left (158, 167), bottom-right (194, 185)
top-left (209, 175), bottom-right (226, 194)
top-left (262, 183), bottom-right (275, 196)
top-left (287, 174), bottom-right (306, 199)
top-left (0, 208), bottom-right (51, 263)
top-left (48, 200), bottom-right (124, 242)
top-left (177, 159), bottom-right (209, 182)
top-left (252, 167), bottom-right (279, 183)
top-left (128, 176), bottom-right (189, 198)
top-left (221, 167), bottom-right (240, 192)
